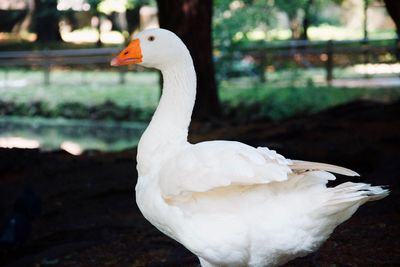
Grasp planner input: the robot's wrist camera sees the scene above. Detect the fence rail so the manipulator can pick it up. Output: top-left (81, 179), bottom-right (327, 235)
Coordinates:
top-left (0, 38), bottom-right (399, 85)
top-left (0, 47), bottom-right (124, 85)
top-left (224, 37), bottom-right (400, 83)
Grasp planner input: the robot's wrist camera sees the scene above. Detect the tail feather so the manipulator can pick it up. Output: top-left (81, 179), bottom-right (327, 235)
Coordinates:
top-left (290, 160), bottom-right (360, 176)
top-left (327, 182), bottom-right (389, 206)
top-left (319, 182), bottom-right (389, 225)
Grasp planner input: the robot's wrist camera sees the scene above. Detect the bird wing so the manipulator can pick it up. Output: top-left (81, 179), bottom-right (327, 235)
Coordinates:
top-left (159, 141), bottom-right (293, 198)
top-left (159, 141), bottom-right (360, 199)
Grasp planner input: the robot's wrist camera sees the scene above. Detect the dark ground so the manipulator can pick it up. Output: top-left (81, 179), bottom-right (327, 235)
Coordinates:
top-left (0, 100), bottom-right (399, 267)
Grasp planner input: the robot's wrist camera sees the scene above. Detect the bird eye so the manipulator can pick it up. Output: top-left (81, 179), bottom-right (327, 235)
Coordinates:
top-left (148, 36), bottom-right (155, 42)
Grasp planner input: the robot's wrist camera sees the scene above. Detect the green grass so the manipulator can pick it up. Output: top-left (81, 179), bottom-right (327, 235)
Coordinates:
top-left (219, 82), bottom-right (400, 120)
top-left (0, 69), bottom-right (160, 109)
top-left (0, 69), bottom-right (399, 121)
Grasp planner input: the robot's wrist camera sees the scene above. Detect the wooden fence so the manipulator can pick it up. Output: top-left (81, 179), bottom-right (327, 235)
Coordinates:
top-left (228, 37), bottom-right (400, 83)
top-left (0, 38), bottom-right (398, 85)
top-left (0, 47), bottom-right (125, 85)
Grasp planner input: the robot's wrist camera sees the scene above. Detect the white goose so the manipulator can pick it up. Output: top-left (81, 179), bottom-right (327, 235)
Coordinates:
top-left (111, 28), bottom-right (388, 267)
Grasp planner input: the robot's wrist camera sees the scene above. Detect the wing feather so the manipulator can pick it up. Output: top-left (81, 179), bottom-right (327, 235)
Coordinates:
top-left (290, 160), bottom-right (360, 176)
top-left (159, 141), bottom-right (292, 198)
top-left (159, 141), bottom-right (359, 199)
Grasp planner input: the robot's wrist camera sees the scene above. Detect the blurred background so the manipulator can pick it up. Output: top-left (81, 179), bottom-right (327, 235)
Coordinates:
top-left (0, 0), bottom-right (398, 153)
top-left (0, 1), bottom-right (399, 266)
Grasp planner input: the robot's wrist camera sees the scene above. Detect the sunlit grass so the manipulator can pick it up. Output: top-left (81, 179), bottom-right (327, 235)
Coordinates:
top-left (0, 69), bottom-right (160, 109)
top-left (219, 81), bottom-right (400, 120)
top-left (0, 69), bottom-right (399, 122)
top-left (307, 25), bottom-right (396, 41)
top-left (259, 26), bottom-right (397, 41)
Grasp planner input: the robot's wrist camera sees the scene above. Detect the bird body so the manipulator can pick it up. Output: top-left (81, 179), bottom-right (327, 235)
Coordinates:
top-left (111, 28), bottom-right (388, 267)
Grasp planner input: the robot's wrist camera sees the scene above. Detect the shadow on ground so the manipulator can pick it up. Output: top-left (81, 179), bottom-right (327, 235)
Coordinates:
top-left (0, 100), bottom-right (399, 267)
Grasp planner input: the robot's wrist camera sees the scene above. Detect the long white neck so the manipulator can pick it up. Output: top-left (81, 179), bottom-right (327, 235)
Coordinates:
top-left (137, 57), bottom-right (196, 171)
top-left (152, 60), bottom-right (196, 141)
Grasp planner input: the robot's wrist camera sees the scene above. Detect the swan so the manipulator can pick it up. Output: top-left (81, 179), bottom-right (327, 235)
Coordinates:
top-left (111, 28), bottom-right (388, 267)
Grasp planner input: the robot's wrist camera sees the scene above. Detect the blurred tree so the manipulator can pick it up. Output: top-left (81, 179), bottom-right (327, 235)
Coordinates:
top-left (88, 0), bottom-right (104, 47)
top-left (0, 10), bottom-right (27, 32)
top-left (17, 0), bottom-right (35, 34)
top-left (383, 0), bottom-right (400, 38)
top-left (126, 0), bottom-right (148, 35)
top-left (64, 9), bottom-right (80, 32)
top-left (275, 0), bottom-right (343, 40)
top-left (33, 0), bottom-right (61, 41)
top-left (301, 0), bottom-right (314, 40)
top-left (213, 0), bottom-right (274, 46)
top-left (213, 0), bottom-right (274, 80)
top-left (274, 0), bottom-right (306, 39)
top-left (156, 0), bottom-right (221, 119)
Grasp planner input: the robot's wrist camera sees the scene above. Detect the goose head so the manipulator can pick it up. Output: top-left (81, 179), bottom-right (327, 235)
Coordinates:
top-left (111, 28), bottom-right (191, 70)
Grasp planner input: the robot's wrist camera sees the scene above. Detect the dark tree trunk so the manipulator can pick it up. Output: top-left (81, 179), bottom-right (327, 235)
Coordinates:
top-left (363, 0), bottom-right (369, 40)
top-left (156, 0), bottom-right (221, 120)
top-left (301, 0), bottom-right (314, 40)
top-left (96, 16), bottom-right (102, 47)
top-left (384, 0), bottom-right (400, 38)
top-left (126, 6), bottom-right (141, 35)
top-left (65, 10), bottom-right (79, 31)
top-left (33, 0), bottom-right (61, 42)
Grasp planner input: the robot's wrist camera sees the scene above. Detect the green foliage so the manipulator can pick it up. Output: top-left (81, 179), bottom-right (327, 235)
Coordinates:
top-left (34, 0), bottom-right (61, 17)
top-left (213, 0), bottom-right (276, 81)
top-left (0, 69), bottom-right (399, 122)
top-left (0, 70), bottom-right (159, 121)
top-left (0, 100), bottom-right (154, 121)
top-left (213, 0), bottom-right (346, 44)
top-left (220, 83), bottom-right (400, 120)
top-left (273, 0), bottom-right (345, 38)
top-left (214, 0), bottom-right (275, 49)
top-left (126, 0), bottom-right (154, 9)
top-left (87, 0), bottom-right (103, 15)
top-left (87, 0), bottom-right (154, 14)
top-left (274, 0), bottom-right (307, 20)
top-left (274, 0), bottom-right (344, 19)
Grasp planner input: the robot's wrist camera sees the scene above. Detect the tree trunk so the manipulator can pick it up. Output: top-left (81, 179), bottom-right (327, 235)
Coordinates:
top-left (363, 0), bottom-right (369, 40)
top-left (156, 0), bottom-right (221, 120)
top-left (301, 0), bottom-right (314, 40)
top-left (126, 6), bottom-right (141, 35)
top-left (289, 16), bottom-right (301, 40)
top-left (33, 0), bottom-right (61, 42)
top-left (12, 0), bottom-right (34, 35)
top-left (383, 0), bottom-right (400, 38)
top-left (96, 15), bottom-right (102, 47)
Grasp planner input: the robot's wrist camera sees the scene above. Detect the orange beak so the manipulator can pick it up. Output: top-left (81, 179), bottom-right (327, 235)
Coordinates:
top-left (110, 39), bottom-right (142, 66)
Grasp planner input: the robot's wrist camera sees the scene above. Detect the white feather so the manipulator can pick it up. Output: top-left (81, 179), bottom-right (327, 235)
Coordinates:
top-left (290, 160), bottom-right (360, 176)
top-left (159, 141), bottom-right (292, 198)
top-left (126, 28), bottom-right (389, 267)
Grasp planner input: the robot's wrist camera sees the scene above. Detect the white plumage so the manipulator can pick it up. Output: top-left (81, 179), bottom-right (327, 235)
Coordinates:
top-left (111, 28), bottom-right (389, 267)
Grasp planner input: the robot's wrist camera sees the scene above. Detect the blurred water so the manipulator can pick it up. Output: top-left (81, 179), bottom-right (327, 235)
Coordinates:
top-left (0, 117), bottom-right (147, 153)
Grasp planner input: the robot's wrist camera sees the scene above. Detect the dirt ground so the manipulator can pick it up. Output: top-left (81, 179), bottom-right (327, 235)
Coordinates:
top-left (0, 100), bottom-right (399, 267)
